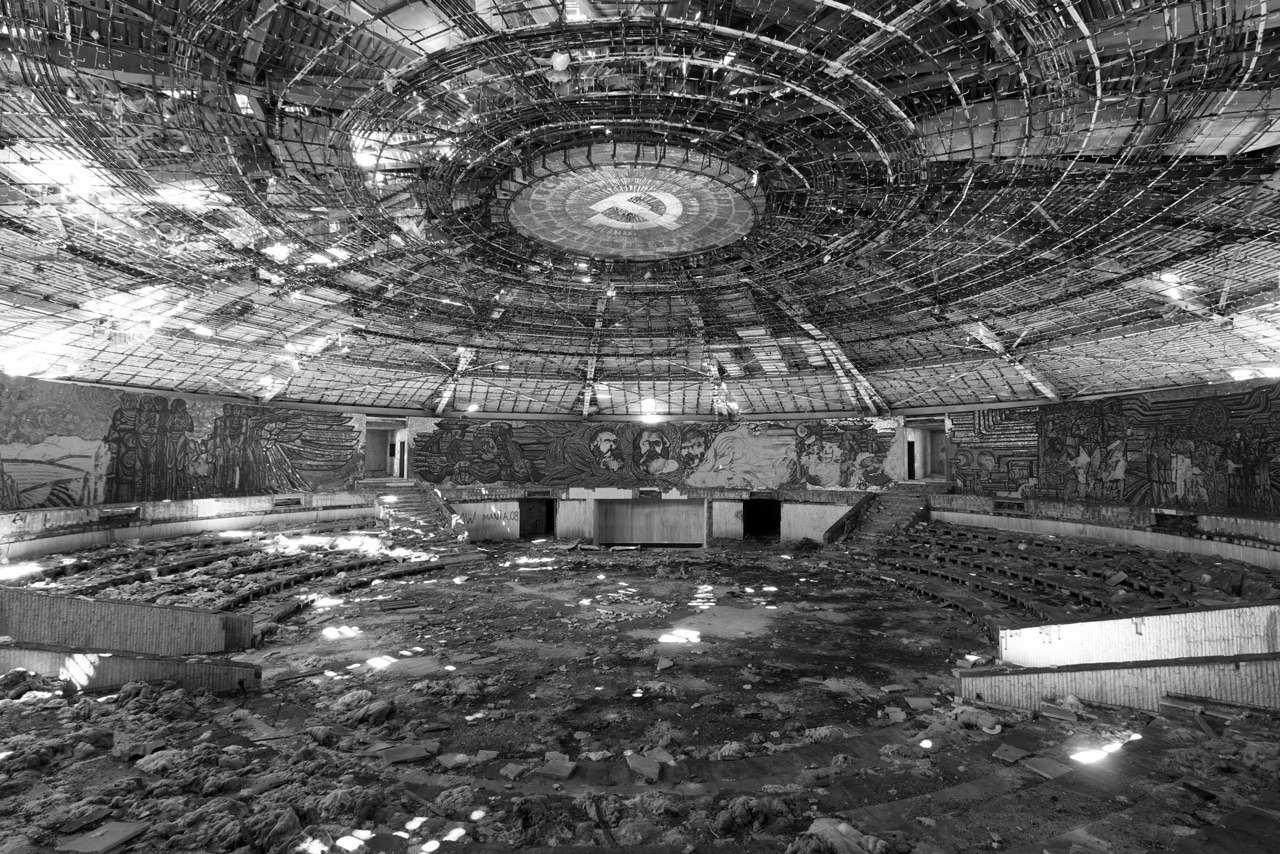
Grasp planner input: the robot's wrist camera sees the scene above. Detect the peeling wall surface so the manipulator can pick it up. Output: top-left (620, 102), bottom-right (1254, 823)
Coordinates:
top-left (948, 380), bottom-right (1280, 515)
top-left (411, 417), bottom-right (901, 491)
top-left (0, 376), bottom-right (362, 509)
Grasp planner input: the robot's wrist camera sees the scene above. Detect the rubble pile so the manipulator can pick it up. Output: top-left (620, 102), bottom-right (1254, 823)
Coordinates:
top-left (1, 534), bottom-right (1278, 853)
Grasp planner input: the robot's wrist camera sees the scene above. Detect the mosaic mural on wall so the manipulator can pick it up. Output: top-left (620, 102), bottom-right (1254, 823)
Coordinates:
top-left (411, 418), bottom-right (903, 490)
top-left (946, 408), bottom-right (1040, 499)
top-left (0, 377), bottom-right (361, 510)
top-left (948, 382), bottom-right (1280, 515)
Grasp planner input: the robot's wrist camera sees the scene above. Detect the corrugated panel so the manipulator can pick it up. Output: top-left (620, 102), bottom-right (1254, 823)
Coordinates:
top-left (0, 588), bottom-right (237, 655)
top-left (1000, 603), bottom-right (1280, 667)
top-left (0, 646), bottom-right (261, 693)
top-left (597, 499), bottom-right (707, 545)
top-left (959, 654), bottom-right (1280, 712)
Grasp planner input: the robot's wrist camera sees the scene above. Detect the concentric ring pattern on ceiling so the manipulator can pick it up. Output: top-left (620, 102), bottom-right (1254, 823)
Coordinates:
top-left (2, 0), bottom-right (1280, 415)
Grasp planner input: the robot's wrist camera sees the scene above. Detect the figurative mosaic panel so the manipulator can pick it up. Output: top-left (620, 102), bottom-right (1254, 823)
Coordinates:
top-left (948, 382), bottom-right (1280, 515)
top-left (0, 377), bottom-right (361, 510)
top-left (411, 418), bottom-right (900, 490)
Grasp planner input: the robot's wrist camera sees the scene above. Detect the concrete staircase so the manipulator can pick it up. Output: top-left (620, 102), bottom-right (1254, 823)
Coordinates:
top-left (841, 481), bottom-right (951, 547)
top-left (354, 478), bottom-right (465, 538)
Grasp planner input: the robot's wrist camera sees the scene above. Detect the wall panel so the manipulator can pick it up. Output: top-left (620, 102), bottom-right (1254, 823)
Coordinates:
top-left (596, 499), bottom-right (706, 544)
top-left (451, 500), bottom-right (520, 540)
top-left (780, 503), bottom-right (853, 543)
top-left (711, 500), bottom-right (744, 539)
top-left (959, 654), bottom-right (1280, 712)
top-left (0, 587), bottom-right (250, 655)
top-left (999, 604), bottom-right (1280, 667)
top-left (0, 644), bottom-right (261, 693)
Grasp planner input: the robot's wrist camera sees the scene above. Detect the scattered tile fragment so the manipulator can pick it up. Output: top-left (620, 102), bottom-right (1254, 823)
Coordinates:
top-left (55, 822), bottom-right (147, 854)
top-left (499, 763), bottom-right (527, 780)
top-left (992, 743), bottom-right (1032, 763)
top-left (1021, 756), bottom-right (1074, 779)
top-left (378, 744), bottom-right (431, 764)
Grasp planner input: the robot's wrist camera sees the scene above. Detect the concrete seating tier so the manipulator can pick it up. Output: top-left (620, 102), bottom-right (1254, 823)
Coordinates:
top-left (907, 523), bottom-right (1279, 607)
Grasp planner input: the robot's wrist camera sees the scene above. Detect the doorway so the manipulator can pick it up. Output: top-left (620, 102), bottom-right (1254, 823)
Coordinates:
top-left (907, 441), bottom-right (917, 480)
top-left (518, 499), bottom-right (556, 537)
top-left (364, 429), bottom-right (394, 477)
top-left (742, 498), bottom-right (781, 540)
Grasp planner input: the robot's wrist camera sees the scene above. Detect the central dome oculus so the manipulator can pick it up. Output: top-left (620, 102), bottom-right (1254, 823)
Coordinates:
top-left (503, 145), bottom-right (763, 261)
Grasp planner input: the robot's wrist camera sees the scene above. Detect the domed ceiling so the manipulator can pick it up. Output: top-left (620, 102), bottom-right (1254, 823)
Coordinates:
top-left (3, 0), bottom-right (1280, 417)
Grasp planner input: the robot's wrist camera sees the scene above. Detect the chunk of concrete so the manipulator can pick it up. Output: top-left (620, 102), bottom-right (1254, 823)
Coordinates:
top-left (626, 752), bottom-right (662, 782)
top-left (904, 696), bottom-right (936, 710)
top-left (57, 807), bottom-right (112, 835)
top-left (379, 745), bottom-right (432, 764)
top-left (880, 684), bottom-right (908, 693)
top-left (1040, 704), bottom-right (1079, 722)
top-left (436, 752), bottom-right (470, 769)
top-left (473, 749), bottom-right (499, 763)
top-left (534, 759), bottom-right (576, 779)
top-left (499, 762), bottom-right (527, 780)
top-left (644, 747), bottom-right (676, 765)
top-left (55, 821), bottom-right (148, 853)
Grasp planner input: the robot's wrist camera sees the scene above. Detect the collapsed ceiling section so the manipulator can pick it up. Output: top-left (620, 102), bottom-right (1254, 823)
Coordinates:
top-left (4, 0), bottom-right (1280, 415)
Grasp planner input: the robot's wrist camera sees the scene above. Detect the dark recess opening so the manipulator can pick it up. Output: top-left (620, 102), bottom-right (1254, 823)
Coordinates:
top-left (518, 499), bottom-right (556, 537)
top-left (742, 498), bottom-right (781, 540)
top-left (907, 440), bottom-right (917, 480)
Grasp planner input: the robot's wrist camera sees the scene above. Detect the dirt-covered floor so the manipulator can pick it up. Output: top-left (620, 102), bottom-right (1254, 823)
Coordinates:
top-left (1, 537), bottom-right (1278, 854)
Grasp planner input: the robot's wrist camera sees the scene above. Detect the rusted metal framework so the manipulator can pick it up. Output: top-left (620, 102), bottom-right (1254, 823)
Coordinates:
top-left (3, 0), bottom-right (1280, 416)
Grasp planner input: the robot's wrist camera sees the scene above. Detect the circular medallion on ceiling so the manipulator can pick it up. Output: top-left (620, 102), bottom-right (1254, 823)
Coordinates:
top-left (504, 145), bottom-right (762, 261)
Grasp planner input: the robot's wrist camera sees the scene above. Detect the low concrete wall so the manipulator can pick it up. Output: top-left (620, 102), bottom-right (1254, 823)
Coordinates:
top-left (711, 501), bottom-right (744, 540)
top-left (930, 494), bottom-right (995, 514)
top-left (781, 503), bottom-right (854, 543)
top-left (0, 642), bottom-right (261, 693)
top-left (999, 603), bottom-right (1280, 668)
top-left (930, 510), bottom-right (1280, 572)
top-left (1199, 514), bottom-right (1280, 545)
top-left (1023, 500), bottom-right (1156, 529)
top-left (451, 500), bottom-right (520, 540)
top-left (959, 653), bottom-right (1280, 712)
top-left (0, 587), bottom-right (252, 655)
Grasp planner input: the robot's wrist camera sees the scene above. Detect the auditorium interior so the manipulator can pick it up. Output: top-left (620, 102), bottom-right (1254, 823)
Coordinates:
top-left (2, 0), bottom-right (1280, 851)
